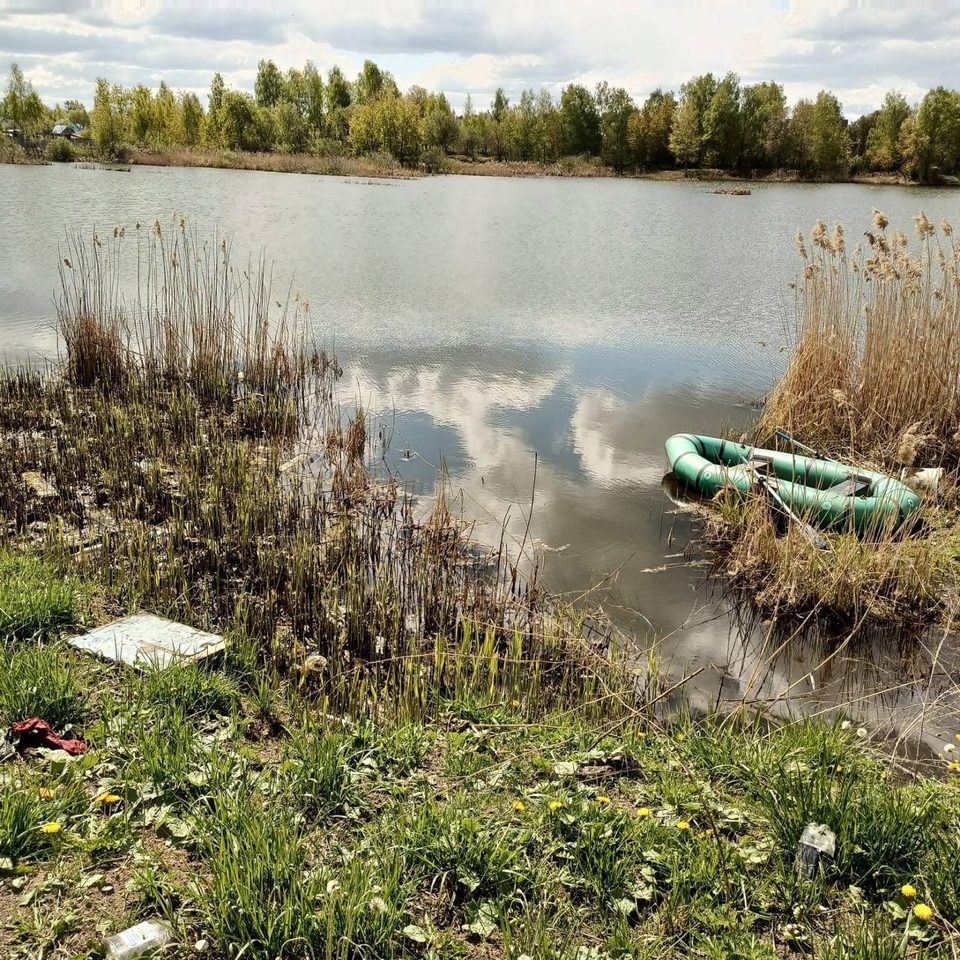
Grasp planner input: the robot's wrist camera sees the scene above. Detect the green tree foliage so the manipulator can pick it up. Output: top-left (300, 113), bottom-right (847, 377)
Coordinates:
top-left (302, 61), bottom-right (325, 131)
top-left (670, 73), bottom-right (717, 166)
top-left (206, 72), bottom-right (225, 146)
top-left (325, 66), bottom-right (351, 140)
top-left (220, 89), bottom-right (267, 151)
top-left (488, 88), bottom-right (510, 160)
top-left (629, 90), bottom-right (675, 168)
top-left (809, 91), bottom-right (850, 174)
top-left (353, 59), bottom-right (398, 105)
top-left (904, 87), bottom-right (960, 181)
top-left (421, 92), bottom-right (459, 152)
top-left (2, 63), bottom-right (46, 135)
top-left (254, 59), bottom-right (284, 108)
top-left (740, 81), bottom-right (787, 168)
top-left (349, 91), bottom-right (422, 165)
top-left (559, 84), bottom-right (600, 156)
top-left (90, 77), bottom-right (127, 155)
top-left (703, 72), bottom-right (741, 168)
top-left (599, 86), bottom-right (635, 172)
top-left (180, 92), bottom-right (205, 146)
top-left (864, 92), bottom-right (909, 171)
top-left (14, 55), bottom-right (960, 181)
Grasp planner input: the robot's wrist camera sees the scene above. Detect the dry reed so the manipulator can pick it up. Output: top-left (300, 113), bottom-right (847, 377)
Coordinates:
top-left (762, 212), bottom-right (960, 466)
top-left (3, 221), bottom-right (646, 724)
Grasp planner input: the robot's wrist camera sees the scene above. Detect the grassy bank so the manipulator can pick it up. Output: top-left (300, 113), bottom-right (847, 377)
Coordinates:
top-left (1, 554), bottom-right (958, 960)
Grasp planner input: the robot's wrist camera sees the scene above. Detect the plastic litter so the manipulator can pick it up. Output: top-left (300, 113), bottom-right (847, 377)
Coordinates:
top-left (68, 614), bottom-right (225, 671)
top-left (104, 919), bottom-right (174, 959)
top-left (9, 718), bottom-right (87, 756)
top-left (796, 822), bottom-right (836, 879)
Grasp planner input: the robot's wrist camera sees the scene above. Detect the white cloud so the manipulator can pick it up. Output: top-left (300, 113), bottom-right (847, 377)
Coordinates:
top-left (0, 0), bottom-right (957, 112)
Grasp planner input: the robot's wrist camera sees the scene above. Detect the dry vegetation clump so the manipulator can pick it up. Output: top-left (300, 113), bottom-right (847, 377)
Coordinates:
top-left (706, 493), bottom-right (960, 629)
top-left (0, 221), bottom-right (639, 723)
top-left (699, 213), bottom-right (960, 631)
top-left (763, 212), bottom-right (960, 467)
top-left (132, 146), bottom-right (420, 179)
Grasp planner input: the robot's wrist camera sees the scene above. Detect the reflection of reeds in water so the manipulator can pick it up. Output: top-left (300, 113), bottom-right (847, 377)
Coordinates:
top-left (4, 221), bottom-right (660, 723)
top-left (763, 212), bottom-right (960, 466)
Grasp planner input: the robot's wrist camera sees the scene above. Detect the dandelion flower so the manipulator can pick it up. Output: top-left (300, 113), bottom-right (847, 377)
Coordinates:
top-left (97, 793), bottom-right (122, 805)
top-left (901, 884), bottom-right (917, 900)
top-left (636, 807), bottom-right (652, 818)
top-left (841, 720), bottom-right (852, 730)
top-left (676, 821), bottom-right (691, 831)
top-left (40, 822), bottom-right (62, 835)
top-left (38, 788), bottom-right (55, 799)
top-left (944, 744), bottom-right (956, 754)
top-left (856, 727), bottom-right (867, 738)
top-left (512, 800), bottom-right (526, 812)
top-left (947, 761), bottom-right (960, 772)
top-left (913, 903), bottom-right (933, 922)
top-left (596, 796), bottom-right (611, 805)
top-left (511, 699), bottom-right (520, 707)
top-left (548, 800), bottom-right (563, 811)
top-left (676, 732), bottom-right (687, 743)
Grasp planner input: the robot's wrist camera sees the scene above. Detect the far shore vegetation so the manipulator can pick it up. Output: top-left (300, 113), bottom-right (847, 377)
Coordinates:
top-left (3, 59), bottom-right (960, 184)
top-left (0, 217), bottom-right (958, 958)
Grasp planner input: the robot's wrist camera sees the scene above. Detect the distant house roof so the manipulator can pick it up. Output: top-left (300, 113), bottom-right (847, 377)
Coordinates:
top-left (52, 121), bottom-right (82, 136)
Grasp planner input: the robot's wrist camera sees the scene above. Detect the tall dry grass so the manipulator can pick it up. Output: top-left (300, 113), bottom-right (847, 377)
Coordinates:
top-left (57, 218), bottom-right (308, 414)
top-left (762, 212), bottom-right (960, 466)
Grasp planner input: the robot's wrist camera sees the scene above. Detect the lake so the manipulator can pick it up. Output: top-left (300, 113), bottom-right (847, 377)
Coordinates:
top-left (2, 162), bottom-right (958, 741)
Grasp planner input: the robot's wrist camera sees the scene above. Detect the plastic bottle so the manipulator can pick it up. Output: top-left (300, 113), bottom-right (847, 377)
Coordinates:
top-left (104, 919), bottom-right (174, 959)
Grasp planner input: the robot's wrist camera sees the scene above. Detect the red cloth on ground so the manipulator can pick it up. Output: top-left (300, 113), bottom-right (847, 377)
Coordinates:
top-left (10, 718), bottom-right (87, 755)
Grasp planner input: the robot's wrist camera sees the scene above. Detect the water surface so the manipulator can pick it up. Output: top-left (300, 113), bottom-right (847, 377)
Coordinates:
top-left (2, 164), bottom-right (958, 742)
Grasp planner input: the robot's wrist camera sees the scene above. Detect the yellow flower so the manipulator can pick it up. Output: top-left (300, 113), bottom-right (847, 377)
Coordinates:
top-left (676, 732), bottom-right (687, 743)
top-left (676, 820), bottom-right (691, 831)
top-left (596, 796), bottom-right (611, 805)
top-left (37, 788), bottom-right (55, 799)
top-left (913, 903), bottom-right (933, 922)
top-left (511, 699), bottom-right (520, 707)
top-left (97, 793), bottom-right (122, 805)
top-left (955, 733), bottom-right (960, 742)
top-left (40, 822), bottom-right (62, 835)
top-left (636, 807), bottom-right (652, 818)
top-left (548, 800), bottom-right (563, 811)
top-left (948, 761), bottom-right (960, 772)
top-left (901, 884), bottom-right (917, 900)
top-left (512, 800), bottom-right (526, 812)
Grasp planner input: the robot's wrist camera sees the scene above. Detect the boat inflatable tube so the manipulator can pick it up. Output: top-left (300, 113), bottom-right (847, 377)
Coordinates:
top-left (664, 433), bottom-right (921, 534)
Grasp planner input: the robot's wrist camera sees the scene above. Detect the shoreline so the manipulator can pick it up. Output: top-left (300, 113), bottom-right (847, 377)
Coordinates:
top-left (3, 142), bottom-right (939, 187)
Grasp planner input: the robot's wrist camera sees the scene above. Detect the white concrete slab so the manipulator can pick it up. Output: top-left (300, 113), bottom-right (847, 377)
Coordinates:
top-left (68, 614), bottom-right (225, 670)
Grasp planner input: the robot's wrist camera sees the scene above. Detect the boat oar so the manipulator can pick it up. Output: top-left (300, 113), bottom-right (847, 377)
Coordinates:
top-left (736, 446), bottom-right (830, 550)
top-left (775, 429), bottom-right (825, 460)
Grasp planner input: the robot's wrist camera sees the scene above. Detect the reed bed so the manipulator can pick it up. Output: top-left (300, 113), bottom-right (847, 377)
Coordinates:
top-left (1, 222), bottom-right (645, 725)
top-left (763, 212), bottom-right (960, 466)
top-left (691, 213), bottom-right (960, 633)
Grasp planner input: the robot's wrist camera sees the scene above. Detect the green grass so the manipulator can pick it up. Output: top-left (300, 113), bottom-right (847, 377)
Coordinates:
top-left (0, 553), bottom-right (82, 642)
top-left (0, 649), bottom-right (957, 958)
top-left (0, 642), bottom-right (85, 728)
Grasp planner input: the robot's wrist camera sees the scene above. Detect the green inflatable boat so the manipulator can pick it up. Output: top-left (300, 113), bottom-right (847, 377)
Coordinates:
top-left (664, 433), bottom-right (921, 534)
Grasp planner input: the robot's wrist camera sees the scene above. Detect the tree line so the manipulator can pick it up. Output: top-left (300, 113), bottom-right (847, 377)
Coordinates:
top-left (4, 58), bottom-right (960, 182)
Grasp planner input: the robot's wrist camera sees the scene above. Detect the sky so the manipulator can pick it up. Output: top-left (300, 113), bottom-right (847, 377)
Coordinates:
top-left (0, 0), bottom-right (956, 116)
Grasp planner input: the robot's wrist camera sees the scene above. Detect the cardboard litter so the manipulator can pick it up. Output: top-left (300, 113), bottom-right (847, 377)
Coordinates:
top-left (68, 614), bottom-right (225, 670)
